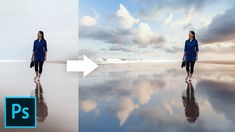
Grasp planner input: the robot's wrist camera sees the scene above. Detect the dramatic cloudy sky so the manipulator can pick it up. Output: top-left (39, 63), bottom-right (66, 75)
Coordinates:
top-left (79, 0), bottom-right (235, 61)
top-left (0, 0), bottom-right (78, 61)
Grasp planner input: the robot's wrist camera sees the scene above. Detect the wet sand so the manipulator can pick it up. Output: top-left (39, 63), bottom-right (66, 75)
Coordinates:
top-left (0, 62), bottom-right (78, 132)
top-left (79, 62), bottom-right (235, 132)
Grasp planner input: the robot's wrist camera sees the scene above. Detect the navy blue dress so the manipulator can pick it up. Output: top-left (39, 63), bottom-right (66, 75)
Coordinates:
top-left (184, 39), bottom-right (199, 62)
top-left (33, 39), bottom-right (47, 62)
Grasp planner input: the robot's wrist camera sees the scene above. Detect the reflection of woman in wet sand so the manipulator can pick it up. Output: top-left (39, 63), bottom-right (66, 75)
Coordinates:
top-left (183, 31), bottom-right (199, 81)
top-left (31, 31), bottom-right (47, 82)
top-left (34, 82), bottom-right (48, 123)
top-left (182, 81), bottom-right (199, 123)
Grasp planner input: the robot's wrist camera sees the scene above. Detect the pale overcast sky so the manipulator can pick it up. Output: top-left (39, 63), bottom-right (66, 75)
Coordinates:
top-left (0, 0), bottom-right (78, 61)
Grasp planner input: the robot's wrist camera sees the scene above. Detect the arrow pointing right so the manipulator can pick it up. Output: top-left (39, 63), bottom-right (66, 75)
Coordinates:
top-left (67, 55), bottom-right (98, 77)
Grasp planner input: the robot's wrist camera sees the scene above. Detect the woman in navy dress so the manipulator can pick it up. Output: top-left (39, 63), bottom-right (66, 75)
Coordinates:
top-left (31, 31), bottom-right (47, 82)
top-left (183, 31), bottom-right (199, 81)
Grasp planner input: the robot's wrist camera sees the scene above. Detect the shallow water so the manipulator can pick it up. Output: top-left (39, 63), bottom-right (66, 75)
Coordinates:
top-left (0, 62), bottom-right (78, 132)
top-left (79, 62), bottom-right (235, 132)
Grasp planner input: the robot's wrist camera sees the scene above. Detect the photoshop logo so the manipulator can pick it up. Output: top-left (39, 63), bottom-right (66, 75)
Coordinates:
top-left (4, 96), bottom-right (37, 128)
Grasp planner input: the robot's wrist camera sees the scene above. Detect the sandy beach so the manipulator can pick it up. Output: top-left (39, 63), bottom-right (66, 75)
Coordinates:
top-left (0, 62), bottom-right (78, 132)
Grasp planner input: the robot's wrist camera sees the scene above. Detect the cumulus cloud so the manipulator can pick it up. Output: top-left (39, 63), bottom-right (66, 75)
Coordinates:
top-left (80, 75), bottom-right (166, 126)
top-left (199, 5), bottom-right (235, 44)
top-left (134, 77), bottom-right (165, 105)
top-left (116, 4), bottom-right (140, 29)
top-left (117, 97), bottom-right (139, 126)
top-left (81, 15), bottom-right (97, 27)
top-left (79, 4), bottom-right (165, 50)
top-left (133, 22), bottom-right (165, 47)
top-left (80, 26), bottom-right (133, 44)
top-left (138, 0), bottom-right (211, 19)
top-left (163, 14), bottom-right (173, 25)
top-left (81, 100), bottom-right (97, 113)
top-left (163, 8), bottom-right (194, 30)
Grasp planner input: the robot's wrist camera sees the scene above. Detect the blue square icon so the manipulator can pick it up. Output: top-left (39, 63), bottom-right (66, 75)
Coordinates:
top-left (4, 96), bottom-right (37, 128)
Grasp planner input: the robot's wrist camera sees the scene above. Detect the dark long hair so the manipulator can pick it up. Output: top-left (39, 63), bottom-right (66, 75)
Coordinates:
top-left (190, 31), bottom-right (196, 40)
top-left (38, 31), bottom-right (45, 40)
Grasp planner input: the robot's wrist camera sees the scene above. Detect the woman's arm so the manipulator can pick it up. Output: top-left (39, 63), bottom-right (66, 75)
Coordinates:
top-left (183, 41), bottom-right (187, 60)
top-left (183, 52), bottom-right (186, 60)
top-left (196, 41), bottom-right (199, 60)
top-left (32, 41), bottom-right (35, 60)
top-left (31, 52), bottom-right (34, 60)
top-left (44, 51), bottom-right (47, 61)
top-left (44, 40), bottom-right (48, 61)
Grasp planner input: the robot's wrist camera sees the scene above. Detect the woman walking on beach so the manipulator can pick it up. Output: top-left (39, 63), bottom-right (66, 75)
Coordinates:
top-left (183, 31), bottom-right (199, 81)
top-left (32, 31), bottom-right (47, 82)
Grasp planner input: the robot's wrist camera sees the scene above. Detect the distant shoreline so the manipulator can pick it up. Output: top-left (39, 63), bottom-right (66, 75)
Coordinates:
top-left (1, 60), bottom-right (235, 65)
top-left (197, 61), bottom-right (235, 65)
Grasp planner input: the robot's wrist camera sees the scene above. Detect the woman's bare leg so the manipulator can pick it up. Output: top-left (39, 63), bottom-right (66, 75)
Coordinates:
top-left (34, 71), bottom-right (39, 81)
top-left (189, 73), bottom-right (192, 81)
top-left (38, 73), bottom-right (41, 81)
top-left (185, 72), bottom-right (189, 81)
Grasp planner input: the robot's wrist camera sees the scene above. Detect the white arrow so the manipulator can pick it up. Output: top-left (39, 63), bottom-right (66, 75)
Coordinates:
top-left (67, 55), bottom-right (98, 77)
